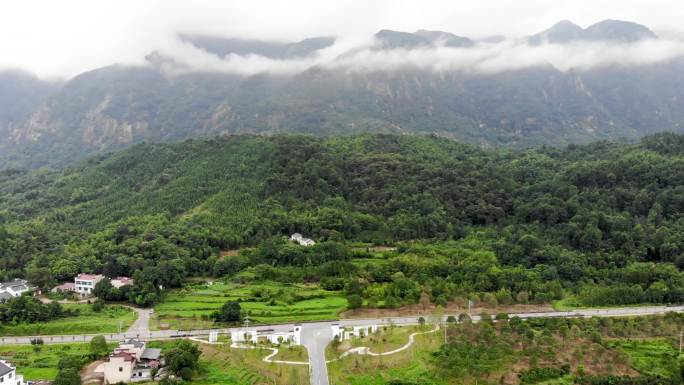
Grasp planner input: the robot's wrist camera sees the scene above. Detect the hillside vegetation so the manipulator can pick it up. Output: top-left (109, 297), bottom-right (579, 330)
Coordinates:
top-left (2, 133), bottom-right (684, 308)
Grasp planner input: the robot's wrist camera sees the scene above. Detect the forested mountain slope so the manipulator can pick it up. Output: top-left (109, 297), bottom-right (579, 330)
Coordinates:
top-left (2, 133), bottom-right (684, 307)
top-left (2, 19), bottom-right (684, 169)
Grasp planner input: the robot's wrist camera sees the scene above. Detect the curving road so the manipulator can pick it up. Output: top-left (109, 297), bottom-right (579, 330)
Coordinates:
top-left (1, 305), bottom-right (683, 385)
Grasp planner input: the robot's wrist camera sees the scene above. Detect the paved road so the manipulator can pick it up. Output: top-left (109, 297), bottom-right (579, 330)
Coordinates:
top-left (127, 307), bottom-right (152, 334)
top-left (300, 322), bottom-right (333, 385)
top-left (1, 305), bottom-right (683, 385)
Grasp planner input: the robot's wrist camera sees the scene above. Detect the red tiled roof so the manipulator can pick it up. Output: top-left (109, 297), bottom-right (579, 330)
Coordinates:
top-left (54, 282), bottom-right (75, 290)
top-left (111, 351), bottom-right (136, 362)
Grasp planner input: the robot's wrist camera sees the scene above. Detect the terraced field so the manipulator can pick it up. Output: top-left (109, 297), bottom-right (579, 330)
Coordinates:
top-left (152, 339), bottom-right (309, 385)
top-left (153, 281), bottom-right (347, 329)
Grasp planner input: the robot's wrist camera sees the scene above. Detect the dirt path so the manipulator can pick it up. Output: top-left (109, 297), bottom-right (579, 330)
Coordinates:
top-left (80, 360), bottom-right (105, 385)
top-left (340, 302), bottom-right (554, 319)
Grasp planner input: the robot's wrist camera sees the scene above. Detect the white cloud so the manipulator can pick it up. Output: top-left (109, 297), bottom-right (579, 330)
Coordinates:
top-left (1, 0), bottom-right (684, 78)
top-left (150, 36), bottom-right (684, 77)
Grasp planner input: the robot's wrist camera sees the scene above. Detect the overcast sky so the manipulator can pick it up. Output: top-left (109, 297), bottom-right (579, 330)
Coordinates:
top-left (2, 0), bottom-right (684, 79)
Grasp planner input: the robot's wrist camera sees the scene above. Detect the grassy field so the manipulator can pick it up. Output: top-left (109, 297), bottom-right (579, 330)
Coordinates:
top-left (0, 342), bottom-right (115, 380)
top-left (153, 281), bottom-right (347, 329)
top-left (272, 345), bottom-right (308, 362)
top-left (327, 328), bottom-right (446, 385)
top-left (327, 325), bottom-right (429, 360)
top-left (607, 338), bottom-right (680, 378)
top-left (152, 339), bottom-right (310, 385)
top-left (0, 304), bottom-right (136, 336)
top-left (326, 319), bottom-right (654, 385)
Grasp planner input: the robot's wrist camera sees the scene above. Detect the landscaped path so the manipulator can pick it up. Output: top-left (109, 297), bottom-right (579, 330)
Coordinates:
top-left (188, 336), bottom-right (309, 365)
top-left (333, 324), bottom-right (440, 360)
top-left (1, 305), bottom-right (684, 385)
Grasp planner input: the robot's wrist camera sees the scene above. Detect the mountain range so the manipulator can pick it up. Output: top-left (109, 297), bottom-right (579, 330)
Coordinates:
top-left (1, 19), bottom-right (683, 169)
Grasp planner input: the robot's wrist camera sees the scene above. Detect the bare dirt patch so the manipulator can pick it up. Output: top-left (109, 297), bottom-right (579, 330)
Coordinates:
top-left (219, 249), bottom-right (241, 257)
top-left (340, 302), bottom-right (554, 319)
top-left (352, 246), bottom-right (397, 253)
top-left (80, 360), bottom-right (105, 385)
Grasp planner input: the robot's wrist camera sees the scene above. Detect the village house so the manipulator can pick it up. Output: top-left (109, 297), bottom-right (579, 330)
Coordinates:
top-left (290, 233), bottom-right (316, 246)
top-left (0, 279), bottom-right (33, 301)
top-left (102, 339), bottom-right (163, 384)
top-left (53, 275), bottom-right (133, 296)
top-left (74, 274), bottom-right (105, 297)
top-left (0, 359), bottom-right (26, 385)
top-left (51, 282), bottom-right (75, 294)
top-left (111, 277), bottom-right (134, 289)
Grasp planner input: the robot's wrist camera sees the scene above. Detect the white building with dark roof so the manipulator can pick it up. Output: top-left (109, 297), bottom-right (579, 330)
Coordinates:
top-left (0, 359), bottom-right (26, 385)
top-left (102, 339), bottom-right (164, 384)
top-left (0, 279), bottom-right (33, 299)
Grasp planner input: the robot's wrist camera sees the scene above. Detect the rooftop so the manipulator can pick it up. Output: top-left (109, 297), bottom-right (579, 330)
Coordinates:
top-left (0, 360), bottom-right (13, 377)
top-left (122, 338), bottom-right (145, 348)
top-left (75, 274), bottom-right (103, 281)
top-left (0, 279), bottom-right (27, 287)
top-left (140, 348), bottom-right (162, 360)
top-left (111, 351), bottom-right (136, 362)
top-left (0, 292), bottom-right (13, 301)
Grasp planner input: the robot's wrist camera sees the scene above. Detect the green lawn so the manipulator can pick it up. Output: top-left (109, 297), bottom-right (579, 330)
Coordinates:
top-left (153, 281), bottom-right (347, 328)
top-left (327, 329), bottom-right (446, 385)
top-left (272, 345), bottom-right (308, 362)
top-left (0, 342), bottom-right (115, 380)
top-left (327, 325), bottom-right (428, 361)
top-left (0, 304), bottom-right (136, 336)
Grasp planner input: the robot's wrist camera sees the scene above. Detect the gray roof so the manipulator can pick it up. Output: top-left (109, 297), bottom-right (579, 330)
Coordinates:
top-left (123, 339), bottom-right (145, 348)
top-left (0, 278), bottom-right (27, 286)
top-left (140, 348), bottom-right (162, 360)
top-left (0, 361), bottom-right (14, 376)
top-left (0, 292), bottom-right (13, 301)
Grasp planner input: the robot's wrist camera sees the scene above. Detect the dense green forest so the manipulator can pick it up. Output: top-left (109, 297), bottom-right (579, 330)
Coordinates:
top-left (2, 133), bottom-right (684, 307)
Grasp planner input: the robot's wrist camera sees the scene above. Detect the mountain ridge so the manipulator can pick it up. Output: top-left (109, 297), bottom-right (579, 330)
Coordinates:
top-left (1, 19), bottom-right (682, 169)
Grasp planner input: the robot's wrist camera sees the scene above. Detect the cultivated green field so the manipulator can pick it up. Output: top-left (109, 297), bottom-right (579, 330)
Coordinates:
top-left (0, 304), bottom-right (136, 336)
top-left (153, 281), bottom-right (347, 329)
top-left (607, 339), bottom-right (680, 378)
top-left (0, 342), bottom-right (115, 380)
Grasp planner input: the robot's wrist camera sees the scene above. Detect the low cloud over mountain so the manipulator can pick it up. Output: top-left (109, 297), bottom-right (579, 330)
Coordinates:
top-left (2, 19), bottom-right (684, 169)
top-left (146, 20), bottom-right (682, 77)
